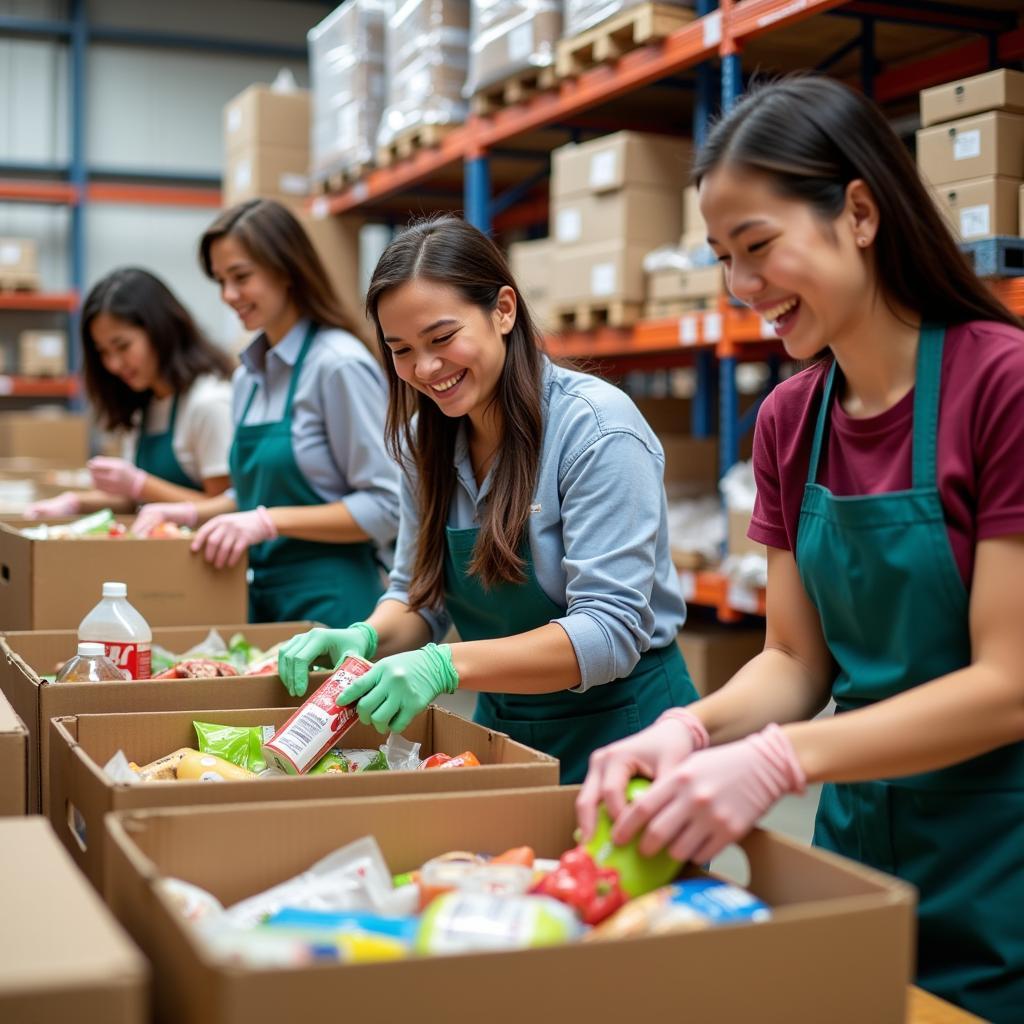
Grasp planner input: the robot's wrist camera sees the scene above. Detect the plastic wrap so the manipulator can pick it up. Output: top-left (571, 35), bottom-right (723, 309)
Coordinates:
top-left (565, 0), bottom-right (692, 38)
top-left (466, 0), bottom-right (562, 97)
top-left (377, 0), bottom-right (470, 150)
top-left (308, 0), bottom-right (389, 181)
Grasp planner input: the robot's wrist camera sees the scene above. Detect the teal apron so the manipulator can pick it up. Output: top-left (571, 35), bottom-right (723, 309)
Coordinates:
top-left (229, 323), bottom-right (385, 627)
top-left (444, 525), bottom-right (698, 784)
top-left (134, 394), bottom-right (195, 489)
top-left (796, 325), bottom-right (1024, 1022)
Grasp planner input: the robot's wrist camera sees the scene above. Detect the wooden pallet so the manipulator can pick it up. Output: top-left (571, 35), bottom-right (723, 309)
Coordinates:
top-left (555, 300), bottom-right (643, 331)
top-left (644, 298), bottom-right (712, 319)
top-left (471, 65), bottom-right (558, 116)
top-left (556, 2), bottom-right (696, 79)
top-left (376, 123), bottom-right (459, 168)
top-left (0, 272), bottom-right (40, 292)
top-left (312, 162), bottom-right (374, 194)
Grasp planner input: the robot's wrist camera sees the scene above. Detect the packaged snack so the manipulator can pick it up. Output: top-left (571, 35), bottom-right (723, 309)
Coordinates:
top-left (309, 747), bottom-right (389, 775)
top-left (261, 656), bottom-right (371, 775)
top-left (419, 750), bottom-right (481, 769)
top-left (265, 908), bottom-right (419, 946)
top-left (587, 878), bottom-right (771, 940)
top-left (194, 721), bottom-right (275, 773)
top-left (416, 892), bottom-right (582, 955)
top-left (176, 750), bottom-right (258, 782)
top-left (134, 747), bottom-right (192, 782)
top-left (419, 854), bottom-right (532, 907)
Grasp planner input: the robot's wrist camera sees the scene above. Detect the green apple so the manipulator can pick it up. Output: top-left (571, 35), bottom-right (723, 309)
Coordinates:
top-left (584, 777), bottom-right (682, 898)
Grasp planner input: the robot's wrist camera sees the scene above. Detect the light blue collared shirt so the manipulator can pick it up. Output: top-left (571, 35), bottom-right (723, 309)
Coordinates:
top-left (382, 359), bottom-right (687, 690)
top-left (234, 319), bottom-right (400, 554)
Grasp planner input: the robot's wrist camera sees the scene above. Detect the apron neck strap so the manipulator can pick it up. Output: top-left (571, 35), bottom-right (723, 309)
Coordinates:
top-left (805, 324), bottom-right (945, 489)
top-left (240, 322), bottom-right (319, 421)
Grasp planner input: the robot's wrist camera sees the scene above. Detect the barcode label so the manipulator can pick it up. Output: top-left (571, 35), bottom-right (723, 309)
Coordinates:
top-left (271, 707), bottom-right (328, 759)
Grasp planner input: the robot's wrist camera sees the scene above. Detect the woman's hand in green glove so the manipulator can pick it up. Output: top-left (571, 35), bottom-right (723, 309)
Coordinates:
top-left (277, 623), bottom-right (378, 697)
top-left (336, 643), bottom-right (459, 735)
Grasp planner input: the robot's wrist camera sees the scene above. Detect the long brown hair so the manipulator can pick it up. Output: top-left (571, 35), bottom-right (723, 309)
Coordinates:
top-left (198, 199), bottom-right (357, 334)
top-left (81, 267), bottom-right (234, 430)
top-left (692, 76), bottom-right (1021, 333)
top-left (366, 217), bottom-right (546, 611)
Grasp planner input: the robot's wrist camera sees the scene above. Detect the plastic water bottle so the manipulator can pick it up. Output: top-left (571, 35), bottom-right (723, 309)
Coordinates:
top-left (55, 642), bottom-right (125, 684)
top-left (77, 581), bottom-right (153, 680)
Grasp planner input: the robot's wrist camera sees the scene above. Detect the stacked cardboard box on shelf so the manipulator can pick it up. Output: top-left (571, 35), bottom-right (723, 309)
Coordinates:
top-left (918, 69), bottom-right (1024, 241)
top-left (507, 236), bottom-right (556, 331)
top-left (0, 236), bottom-right (39, 290)
top-left (18, 329), bottom-right (68, 376)
top-left (0, 409), bottom-right (89, 462)
top-left (222, 84), bottom-right (369, 343)
top-left (550, 131), bottom-right (690, 319)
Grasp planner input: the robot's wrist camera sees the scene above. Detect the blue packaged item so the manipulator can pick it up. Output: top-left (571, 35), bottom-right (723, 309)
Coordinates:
top-left (265, 907), bottom-right (419, 944)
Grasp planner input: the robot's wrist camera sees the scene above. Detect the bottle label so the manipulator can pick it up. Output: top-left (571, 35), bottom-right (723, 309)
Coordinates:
top-left (102, 642), bottom-right (151, 681)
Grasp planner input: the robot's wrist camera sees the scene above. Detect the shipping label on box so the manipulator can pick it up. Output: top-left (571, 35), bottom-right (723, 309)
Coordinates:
top-left (0, 237), bottom-right (38, 273)
top-left (18, 329), bottom-right (68, 376)
top-left (916, 111), bottom-right (1024, 186)
top-left (930, 176), bottom-right (1022, 241)
top-left (552, 131), bottom-right (691, 199)
top-left (104, 787), bottom-right (915, 1024)
top-left (553, 187), bottom-right (683, 248)
top-left (920, 68), bottom-right (1024, 128)
top-left (224, 85), bottom-right (311, 156)
top-left (224, 146), bottom-right (310, 207)
top-left (552, 240), bottom-right (651, 304)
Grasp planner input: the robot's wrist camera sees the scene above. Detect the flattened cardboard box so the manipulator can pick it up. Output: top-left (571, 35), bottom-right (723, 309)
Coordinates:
top-left (51, 704), bottom-right (556, 887)
top-left (104, 787), bottom-right (915, 1024)
top-left (920, 68), bottom-right (1024, 128)
top-left (0, 623), bottom-right (311, 814)
top-left (916, 111), bottom-right (1024, 186)
top-left (0, 411), bottom-right (89, 463)
top-left (0, 685), bottom-right (27, 814)
top-left (930, 175), bottom-right (1022, 240)
top-left (0, 817), bottom-right (147, 1024)
top-left (0, 516), bottom-right (247, 630)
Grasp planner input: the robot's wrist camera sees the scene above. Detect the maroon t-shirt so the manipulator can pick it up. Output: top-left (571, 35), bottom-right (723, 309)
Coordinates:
top-left (750, 320), bottom-right (1024, 587)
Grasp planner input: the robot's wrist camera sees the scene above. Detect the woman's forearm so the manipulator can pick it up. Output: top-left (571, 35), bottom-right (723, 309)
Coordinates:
top-left (193, 493), bottom-right (237, 524)
top-left (450, 623), bottom-right (581, 694)
top-left (138, 474), bottom-right (208, 505)
top-left (267, 502), bottom-right (371, 544)
top-left (367, 598), bottom-right (433, 657)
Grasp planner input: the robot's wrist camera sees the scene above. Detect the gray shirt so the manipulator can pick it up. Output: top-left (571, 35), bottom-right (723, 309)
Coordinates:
top-left (235, 319), bottom-right (400, 552)
top-left (383, 360), bottom-right (687, 691)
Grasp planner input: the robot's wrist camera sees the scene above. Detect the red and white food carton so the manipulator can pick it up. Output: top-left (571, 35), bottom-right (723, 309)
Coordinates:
top-left (261, 656), bottom-right (372, 775)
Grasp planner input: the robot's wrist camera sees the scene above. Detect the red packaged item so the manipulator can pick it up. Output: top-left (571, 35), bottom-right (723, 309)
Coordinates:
top-left (261, 656), bottom-right (371, 775)
top-left (418, 750), bottom-right (481, 770)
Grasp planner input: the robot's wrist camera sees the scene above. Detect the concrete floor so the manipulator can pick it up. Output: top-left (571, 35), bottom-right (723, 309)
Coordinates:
top-left (434, 688), bottom-right (821, 880)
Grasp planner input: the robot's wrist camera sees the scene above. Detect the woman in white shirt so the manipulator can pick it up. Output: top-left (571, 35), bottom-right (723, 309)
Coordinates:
top-left (26, 267), bottom-right (234, 517)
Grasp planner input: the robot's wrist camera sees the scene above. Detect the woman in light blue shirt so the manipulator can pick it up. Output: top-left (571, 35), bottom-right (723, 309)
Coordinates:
top-left (279, 217), bottom-right (697, 782)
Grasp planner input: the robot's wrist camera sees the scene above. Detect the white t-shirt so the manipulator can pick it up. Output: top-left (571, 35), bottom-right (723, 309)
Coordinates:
top-left (122, 374), bottom-right (234, 484)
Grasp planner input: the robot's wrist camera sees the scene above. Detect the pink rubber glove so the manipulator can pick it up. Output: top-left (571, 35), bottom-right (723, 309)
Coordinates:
top-left (131, 502), bottom-right (198, 537)
top-left (24, 491), bottom-right (82, 520)
top-left (87, 456), bottom-right (147, 499)
top-left (611, 724), bottom-right (806, 864)
top-left (576, 707), bottom-right (710, 841)
top-left (191, 506), bottom-right (277, 569)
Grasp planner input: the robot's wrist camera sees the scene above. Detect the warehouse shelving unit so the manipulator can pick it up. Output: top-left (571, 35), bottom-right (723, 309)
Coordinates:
top-left (313, 0), bottom-right (1022, 619)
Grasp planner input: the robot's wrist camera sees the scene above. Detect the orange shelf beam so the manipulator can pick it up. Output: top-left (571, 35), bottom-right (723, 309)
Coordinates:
top-left (990, 277), bottom-right (1024, 316)
top-left (0, 180), bottom-right (79, 205)
top-left (0, 376), bottom-right (79, 398)
top-left (729, 0), bottom-right (848, 41)
top-left (0, 292), bottom-right (78, 312)
top-left (680, 568), bottom-right (766, 622)
top-left (87, 183), bottom-right (223, 208)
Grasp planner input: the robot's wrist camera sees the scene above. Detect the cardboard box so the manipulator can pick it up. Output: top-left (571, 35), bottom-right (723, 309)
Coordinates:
top-left (647, 265), bottom-right (723, 303)
top-left (0, 410), bottom-right (89, 462)
top-left (468, 2), bottom-right (561, 95)
top-left (916, 111), bottom-right (1024, 186)
top-left (1019, 182), bottom-right (1024, 236)
top-left (728, 506), bottom-right (765, 559)
top-left (920, 68), bottom-right (1024, 128)
top-left (0, 622), bottom-right (306, 813)
top-left (51, 704), bottom-right (557, 886)
top-left (552, 238), bottom-right (651, 304)
top-left (677, 621), bottom-right (765, 696)
top-left (0, 517), bottom-right (248, 631)
top-left (930, 175), bottom-right (1022, 241)
top-left (508, 236), bottom-right (555, 331)
top-left (223, 85), bottom-right (311, 157)
top-left (552, 131), bottom-right (691, 200)
top-left (0, 687), bottom-right (28, 815)
top-left (223, 145), bottom-right (310, 207)
top-left (0, 818), bottom-right (148, 1022)
top-left (681, 184), bottom-right (707, 249)
top-left (104, 787), bottom-right (915, 1024)
top-left (553, 186), bottom-right (683, 247)
top-left (0, 236), bottom-right (38, 275)
top-left (18, 329), bottom-right (68, 376)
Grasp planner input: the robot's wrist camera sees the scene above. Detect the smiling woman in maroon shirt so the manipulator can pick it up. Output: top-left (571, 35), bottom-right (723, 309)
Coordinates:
top-left (577, 77), bottom-right (1024, 1022)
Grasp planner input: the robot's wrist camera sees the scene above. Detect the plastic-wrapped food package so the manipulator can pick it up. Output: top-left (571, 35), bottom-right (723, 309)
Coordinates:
top-left (308, 0), bottom-right (388, 182)
top-left (565, 0), bottom-right (692, 38)
top-left (377, 0), bottom-right (470, 151)
top-left (465, 0), bottom-right (562, 98)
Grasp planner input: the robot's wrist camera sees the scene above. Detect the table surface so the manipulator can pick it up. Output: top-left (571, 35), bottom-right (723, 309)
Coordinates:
top-left (908, 987), bottom-right (987, 1023)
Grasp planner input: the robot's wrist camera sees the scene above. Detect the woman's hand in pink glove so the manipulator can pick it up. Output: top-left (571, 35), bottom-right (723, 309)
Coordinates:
top-left (611, 724), bottom-right (806, 864)
top-left (131, 502), bottom-right (198, 537)
top-left (87, 456), bottom-right (146, 499)
top-left (190, 506), bottom-right (277, 569)
top-left (576, 707), bottom-right (711, 841)
top-left (24, 491), bottom-right (81, 520)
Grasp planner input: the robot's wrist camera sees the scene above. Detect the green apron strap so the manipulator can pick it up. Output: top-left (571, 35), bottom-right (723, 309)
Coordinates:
top-left (911, 325), bottom-right (945, 490)
top-left (238, 323), bottom-right (318, 427)
top-left (805, 361), bottom-right (838, 486)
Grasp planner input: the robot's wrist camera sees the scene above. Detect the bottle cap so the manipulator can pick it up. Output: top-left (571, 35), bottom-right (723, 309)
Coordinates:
top-left (78, 642), bottom-right (106, 657)
top-left (102, 581), bottom-right (127, 598)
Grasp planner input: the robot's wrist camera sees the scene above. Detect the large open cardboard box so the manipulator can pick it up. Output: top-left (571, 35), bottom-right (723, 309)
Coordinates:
top-left (0, 623), bottom-right (312, 813)
top-left (51, 704), bottom-right (557, 887)
top-left (105, 786), bottom-right (916, 1024)
top-left (0, 516), bottom-right (247, 630)
top-left (0, 685), bottom-right (28, 814)
top-left (0, 817), bottom-right (148, 1023)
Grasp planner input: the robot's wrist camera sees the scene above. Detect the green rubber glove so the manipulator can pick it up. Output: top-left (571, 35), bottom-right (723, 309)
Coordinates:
top-left (277, 623), bottom-right (378, 697)
top-left (337, 643), bottom-right (458, 735)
